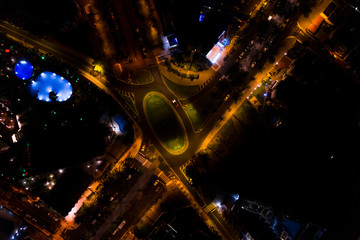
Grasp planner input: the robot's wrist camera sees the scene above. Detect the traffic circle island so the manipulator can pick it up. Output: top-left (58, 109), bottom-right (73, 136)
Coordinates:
top-left (143, 92), bottom-right (188, 155)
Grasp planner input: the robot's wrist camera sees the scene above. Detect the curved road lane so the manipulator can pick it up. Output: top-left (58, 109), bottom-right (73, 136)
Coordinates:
top-left (0, 20), bottom-right (240, 239)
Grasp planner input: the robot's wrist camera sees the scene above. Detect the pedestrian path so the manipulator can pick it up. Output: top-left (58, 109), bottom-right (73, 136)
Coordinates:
top-left (158, 62), bottom-right (215, 87)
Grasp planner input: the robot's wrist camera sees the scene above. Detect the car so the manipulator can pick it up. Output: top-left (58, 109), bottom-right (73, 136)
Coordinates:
top-left (172, 99), bottom-right (179, 107)
top-left (224, 94), bottom-right (230, 101)
top-left (223, 55), bottom-right (229, 61)
top-left (229, 48), bottom-right (235, 54)
top-left (251, 62), bottom-right (256, 68)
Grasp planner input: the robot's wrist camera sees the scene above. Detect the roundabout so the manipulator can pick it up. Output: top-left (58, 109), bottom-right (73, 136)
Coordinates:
top-left (143, 92), bottom-right (188, 155)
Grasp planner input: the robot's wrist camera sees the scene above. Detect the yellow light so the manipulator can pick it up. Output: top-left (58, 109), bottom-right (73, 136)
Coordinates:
top-left (94, 65), bottom-right (104, 75)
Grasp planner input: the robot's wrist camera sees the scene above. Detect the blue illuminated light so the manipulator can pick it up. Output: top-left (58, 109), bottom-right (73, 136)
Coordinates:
top-left (28, 71), bottom-right (73, 102)
top-left (167, 34), bottom-right (178, 48)
top-left (232, 194), bottom-right (239, 200)
top-left (14, 60), bottom-right (34, 80)
top-left (199, 14), bottom-right (204, 22)
top-left (221, 38), bottom-right (230, 46)
top-left (114, 115), bottom-right (128, 133)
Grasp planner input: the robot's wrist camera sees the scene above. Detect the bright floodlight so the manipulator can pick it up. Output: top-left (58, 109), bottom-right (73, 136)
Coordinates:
top-left (28, 71), bottom-right (73, 102)
top-left (14, 60), bottom-right (34, 80)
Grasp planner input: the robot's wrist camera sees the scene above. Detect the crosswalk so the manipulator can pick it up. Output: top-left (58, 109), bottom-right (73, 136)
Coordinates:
top-left (157, 171), bottom-right (170, 184)
top-left (135, 153), bottom-right (148, 165)
top-left (119, 90), bottom-right (135, 100)
top-left (203, 202), bottom-right (217, 213)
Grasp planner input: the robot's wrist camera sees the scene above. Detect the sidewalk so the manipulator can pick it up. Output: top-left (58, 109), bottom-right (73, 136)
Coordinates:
top-left (297, 0), bottom-right (330, 32)
top-left (158, 61), bottom-right (216, 86)
top-left (92, 164), bottom-right (157, 240)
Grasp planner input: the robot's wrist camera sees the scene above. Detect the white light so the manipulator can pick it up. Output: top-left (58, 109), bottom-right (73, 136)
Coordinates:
top-left (53, 73), bottom-right (56, 76)
top-left (232, 194), bottom-right (239, 200)
top-left (20, 60), bottom-right (27, 64)
top-left (212, 52), bottom-right (221, 63)
top-left (59, 169), bottom-right (63, 173)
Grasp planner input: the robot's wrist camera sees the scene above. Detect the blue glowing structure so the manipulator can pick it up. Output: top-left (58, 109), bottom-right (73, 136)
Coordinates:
top-left (167, 34), bottom-right (178, 48)
top-left (199, 14), bottom-right (204, 22)
top-left (114, 115), bottom-right (128, 133)
top-left (28, 71), bottom-right (73, 102)
top-left (221, 38), bottom-right (230, 46)
top-left (14, 60), bottom-right (34, 80)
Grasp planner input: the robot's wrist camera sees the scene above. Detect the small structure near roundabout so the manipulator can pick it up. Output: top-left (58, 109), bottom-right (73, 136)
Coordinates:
top-left (143, 92), bottom-right (188, 155)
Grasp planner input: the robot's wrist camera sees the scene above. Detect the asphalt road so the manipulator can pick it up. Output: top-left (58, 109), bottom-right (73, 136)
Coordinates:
top-left (0, 183), bottom-right (62, 239)
top-left (0, 0), bottom-right (308, 237)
